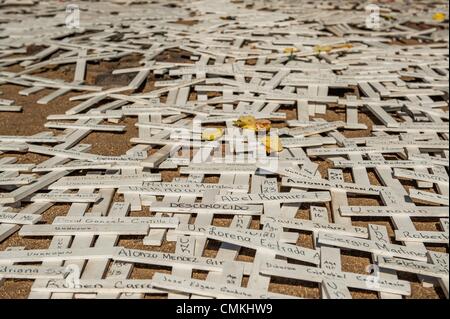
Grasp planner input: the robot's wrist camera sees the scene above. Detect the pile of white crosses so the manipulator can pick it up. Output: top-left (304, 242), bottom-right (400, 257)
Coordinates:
top-left (0, 0), bottom-right (448, 299)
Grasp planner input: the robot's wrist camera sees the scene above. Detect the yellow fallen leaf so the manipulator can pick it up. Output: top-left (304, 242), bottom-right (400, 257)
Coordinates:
top-left (261, 135), bottom-right (283, 153)
top-left (202, 128), bottom-right (224, 141)
top-left (283, 47), bottom-right (299, 54)
top-left (314, 45), bottom-right (332, 53)
top-left (255, 119), bottom-right (271, 131)
top-left (433, 12), bottom-right (446, 22)
top-left (234, 116), bottom-right (272, 132)
top-left (234, 115), bottom-right (256, 130)
top-left (335, 43), bottom-right (353, 50)
top-left (314, 43), bottom-right (353, 54)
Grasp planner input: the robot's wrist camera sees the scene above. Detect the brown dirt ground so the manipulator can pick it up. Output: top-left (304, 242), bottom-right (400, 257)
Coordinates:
top-left (0, 49), bottom-right (447, 299)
